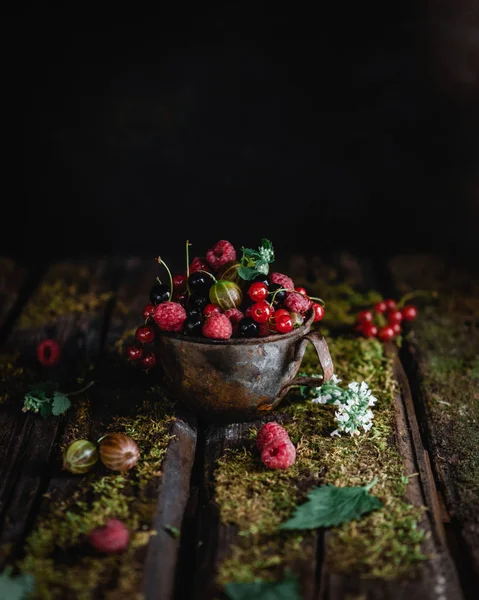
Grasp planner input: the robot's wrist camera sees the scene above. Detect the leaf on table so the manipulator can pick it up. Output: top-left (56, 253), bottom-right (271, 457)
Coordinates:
top-left (225, 571), bottom-right (301, 600)
top-left (51, 391), bottom-right (72, 416)
top-left (0, 569), bottom-right (35, 600)
top-left (280, 481), bottom-right (383, 530)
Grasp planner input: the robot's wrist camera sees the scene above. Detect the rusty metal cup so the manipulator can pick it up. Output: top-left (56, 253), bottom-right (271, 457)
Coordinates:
top-left (156, 311), bottom-right (334, 421)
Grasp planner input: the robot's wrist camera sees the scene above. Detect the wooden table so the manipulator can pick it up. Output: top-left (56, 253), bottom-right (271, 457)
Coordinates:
top-left (0, 253), bottom-right (477, 599)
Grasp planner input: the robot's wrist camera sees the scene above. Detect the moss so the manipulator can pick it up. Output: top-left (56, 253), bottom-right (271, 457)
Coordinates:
top-left (17, 390), bottom-right (176, 599)
top-left (0, 353), bottom-right (24, 403)
top-left (19, 268), bottom-right (113, 328)
top-left (215, 337), bottom-right (426, 587)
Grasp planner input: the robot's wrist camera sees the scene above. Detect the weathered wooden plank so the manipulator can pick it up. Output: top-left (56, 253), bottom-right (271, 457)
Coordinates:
top-left (313, 252), bottom-right (464, 600)
top-left (388, 254), bottom-right (479, 590)
top-left (8, 257), bottom-right (197, 599)
top-left (0, 259), bottom-right (119, 561)
top-left (0, 258), bottom-right (28, 331)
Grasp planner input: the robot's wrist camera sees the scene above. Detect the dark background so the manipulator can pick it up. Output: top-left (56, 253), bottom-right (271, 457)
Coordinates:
top-left (8, 3), bottom-right (479, 267)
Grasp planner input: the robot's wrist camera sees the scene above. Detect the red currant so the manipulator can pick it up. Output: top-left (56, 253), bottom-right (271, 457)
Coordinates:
top-left (374, 301), bottom-right (387, 313)
top-left (294, 286), bottom-right (308, 296)
top-left (378, 326), bottom-right (395, 342)
top-left (358, 310), bottom-right (373, 323)
top-left (362, 323), bottom-right (378, 338)
top-left (142, 303), bottom-right (155, 320)
top-left (388, 310), bottom-right (403, 324)
top-left (244, 306), bottom-right (253, 318)
top-left (126, 345), bottom-right (144, 361)
top-left (204, 303), bottom-right (221, 317)
top-left (402, 305), bottom-right (418, 321)
top-left (276, 314), bottom-right (294, 334)
top-left (248, 282), bottom-right (268, 302)
top-left (274, 309), bottom-right (290, 319)
top-left (312, 303), bottom-right (325, 322)
top-left (36, 339), bottom-right (61, 366)
top-left (140, 352), bottom-right (156, 369)
top-left (251, 302), bottom-right (272, 324)
top-left (385, 299), bottom-right (396, 311)
top-left (177, 293), bottom-right (188, 307)
top-left (136, 325), bottom-right (155, 344)
top-left (173, 274), bottom-right (187, 292)
top-left (391, 323), bottom-right (402, 335)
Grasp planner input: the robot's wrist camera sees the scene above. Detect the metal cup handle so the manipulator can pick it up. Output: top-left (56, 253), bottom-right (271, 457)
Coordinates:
top-left (279, 330), bottom-right (334, 397)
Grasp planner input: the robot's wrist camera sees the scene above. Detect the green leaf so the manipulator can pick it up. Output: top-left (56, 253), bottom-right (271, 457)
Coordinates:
top-left (0, 569), bottom-right (35, 600)
top-left (280, 482), bottom-right (383, 530)
top-left (39, 403), bottom-right (52, 418)
top-left (164, 525), bottom-right (181, 538)
top-left (238, 266), bottom-right (260, 281)
top-left (225, 572), bottom-right (301, 600)
top-left (51, 392), bottom-right (71, 416)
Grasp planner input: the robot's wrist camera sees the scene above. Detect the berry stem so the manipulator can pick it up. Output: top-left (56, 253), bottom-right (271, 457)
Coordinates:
top-left (308, 295), bottom-right (325, 306)
top-left (186, 240), bottom-right (191, 295)
top-left (270, 287), bottom-right (288, 305)
top-left (156, 256), bottom-right (173, 301)
top-left (396, 290), bottom-right (438, 309)
top-left (65, 380), bottom-right (95, 397)
top-left (198, 269), bottom-right (217, 283)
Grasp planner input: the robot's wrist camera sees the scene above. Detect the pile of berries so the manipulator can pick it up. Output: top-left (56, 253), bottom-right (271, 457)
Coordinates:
top-left (256, 421), bottom-right (296, 469)
top-left (126, 239), bottom-right (325, 368)
top-left (355, 298), bottom-right (418, 342)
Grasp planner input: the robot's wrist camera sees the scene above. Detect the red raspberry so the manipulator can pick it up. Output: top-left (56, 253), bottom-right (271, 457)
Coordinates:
top-left (284, 292), bottom-right (311, 314)
top-left (36, 339), bottom-right (61, 366)
top-left (89, 519), bottom-right (129, 553)
top-left (190, 257), bottom-right (210, 274)
top-left (206, 240), bottom-right (237, 271)
top-left (202, 313), bottom-right (233, 339)
top-left (224, 307), bottom-right (244, 325)
top-left (261, 441), bottom-right (296, 469)
top-left (256, 421), bottom-right (291, 450)
top-left (153, 302), bottom-right (187, 332)
top-left (270, 272), bottom-right (295, 292)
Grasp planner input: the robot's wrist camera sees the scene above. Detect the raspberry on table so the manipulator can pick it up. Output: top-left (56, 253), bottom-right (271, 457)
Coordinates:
top-left (261, 440), bottom-right (296, 469)
top-left (256, 421), bottom-right (291, 450)
top-left (284, 292), bottom-right (311, 314)
top-left (89, 519), bottom-right (129, 553)
top-left (206, 240), bottom-right (237, 271)
top-left (202, 313), bottom-right (233, 340)
top-left (224, 307), bottom-right (244, 325)
top-left (153, 302), bottom-right (187, 332)
top-left (270, 272), bottom-right (295, 292)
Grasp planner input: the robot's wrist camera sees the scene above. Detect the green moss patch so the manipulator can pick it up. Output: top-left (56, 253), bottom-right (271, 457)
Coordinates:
top-left (17, 389), bottom-right (176, 599)
top-left (215, 337), bottom-right (425, 587)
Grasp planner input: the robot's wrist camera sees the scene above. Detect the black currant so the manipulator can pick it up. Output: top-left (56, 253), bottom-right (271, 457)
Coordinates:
top-left (150, 283), bottom-right (171, 305)
top-left (269, 283), bottom-right (286, 306)
top-left (239, 317), bottom-right (258, 338)
top-left (188, 272), bottom-right (213, 297)
top-left (183, 316), bottom-right (203, 337)
top-left (187, 307), bottom-right (202, 320)
top-left (188, 295), bottom-right (209, 312)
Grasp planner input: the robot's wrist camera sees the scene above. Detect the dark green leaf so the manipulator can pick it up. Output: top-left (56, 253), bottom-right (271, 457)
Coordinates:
top-left (261, 238), bottom-right (273, 250)
top-left (0, 569), bottom-right (35, 600)
top-left (280, 482), bottom-right (383, 530)
top-left (51, 392), bottom-right (71, 416)
top-left (225, 572), bottom-right (301, 600)
top-left (40, 403), bottom-right (52, 418)
top-left (238, 267), bottom-right (260, 281)
top-left (241, 247), bottom-right (261, 260)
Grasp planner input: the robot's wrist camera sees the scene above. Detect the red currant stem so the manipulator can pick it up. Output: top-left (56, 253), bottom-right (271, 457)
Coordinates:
top-left (156, 257), bottom-right (173, 301)
top-left (376, 313), bottom-right (387, 328)
top-left (65, 380), bottom-right (95, 397)
top-left (185, 240), bottom-right (191, 295)
top-left (396, 290), bottom-right (437, 309)
top-left (308, 296), bottom-right (325, 306)
top-left (270, 287), bottom-right (288, 305)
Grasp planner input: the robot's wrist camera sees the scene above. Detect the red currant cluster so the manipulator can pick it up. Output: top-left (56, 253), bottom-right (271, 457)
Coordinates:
top-left (356, 298), bottom-right (418, 342)
top-left (125, 239), bottom-right (325, 369)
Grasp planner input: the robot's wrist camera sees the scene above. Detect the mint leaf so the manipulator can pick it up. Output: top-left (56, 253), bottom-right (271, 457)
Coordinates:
top-left (225, 572), bottom-right (301, 600)
top-left (51, 391), bottom-right (71, 416)
top-left (0, 569), bottom-right (35, 600)
top-left (280, 482), bottom-right (383, 530)
top-left (238, 267), bottom-right (260, 281)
